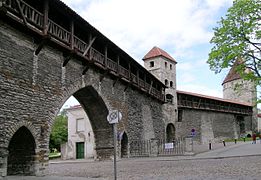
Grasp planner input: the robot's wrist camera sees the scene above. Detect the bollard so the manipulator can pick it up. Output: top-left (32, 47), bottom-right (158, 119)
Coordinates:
top-left (209, 142), bottom-right (212, 150)
top-left (222, 140), bottom-right (226, 147)
top-left (234, 139), bottom-right (237, 144)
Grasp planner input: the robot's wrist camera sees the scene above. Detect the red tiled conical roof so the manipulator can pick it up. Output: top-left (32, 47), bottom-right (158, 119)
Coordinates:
top-left (222, 59), bottom-right (245, 85)
top-left (142, 46), bottom-right (176, 63)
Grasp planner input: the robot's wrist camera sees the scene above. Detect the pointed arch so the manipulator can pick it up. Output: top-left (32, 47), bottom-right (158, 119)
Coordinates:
top-left (166, 123), bottom-right (176, 143)
top-left (4, 120), bottom-right (38, 149)
top-left (7, 126), bottom-right (36, 175)
top-left (121, 132), bottom-right (128, 158)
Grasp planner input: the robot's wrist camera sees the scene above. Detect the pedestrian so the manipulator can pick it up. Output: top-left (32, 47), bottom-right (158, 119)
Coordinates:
top-left (252, 133), bottom-right (256, 144)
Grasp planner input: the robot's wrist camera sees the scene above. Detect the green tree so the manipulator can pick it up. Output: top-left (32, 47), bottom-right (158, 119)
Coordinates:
top-left (208, 0), bottom-right (260, 86)
top-left (49, 113), bottom-right (68, 152)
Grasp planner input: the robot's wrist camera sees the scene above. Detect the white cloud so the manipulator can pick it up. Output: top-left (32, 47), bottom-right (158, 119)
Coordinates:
top-left (180, 73), bottom-right (196, 83)
top-left (178, 84), bottom-right (223, 98)
top-left (61, 0), bottom-right (233, 61)
top-left (60, 0), bottom-right (233, 106)
top-left (178, 62), bottom-right (194, 71)
top-left (177, 59), bottom-right (206, 71)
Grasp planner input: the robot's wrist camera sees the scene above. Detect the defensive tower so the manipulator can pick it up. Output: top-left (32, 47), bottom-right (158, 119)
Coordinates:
top-left (143, 46), bottom-right (178, 141)
top-left (222, 61), bottom-right (257, 131)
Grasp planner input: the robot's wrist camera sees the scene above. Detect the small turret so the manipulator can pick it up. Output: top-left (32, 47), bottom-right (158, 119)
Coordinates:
top-left (143, 46), bottom-right (177, 103)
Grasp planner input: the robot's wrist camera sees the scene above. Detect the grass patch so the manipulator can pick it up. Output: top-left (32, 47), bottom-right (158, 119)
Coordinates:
top-left (49, 152), bottom-right (61, 159)
top-left (224, 137), bottom-right (254, 142)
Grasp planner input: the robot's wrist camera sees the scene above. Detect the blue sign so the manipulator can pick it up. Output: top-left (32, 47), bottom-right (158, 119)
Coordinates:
top-left (191, 129), bottom-right (196, 137)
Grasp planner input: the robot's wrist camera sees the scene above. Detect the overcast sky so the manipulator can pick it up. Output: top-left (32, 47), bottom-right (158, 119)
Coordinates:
top-left (60, 0), bottom-right (234, 108)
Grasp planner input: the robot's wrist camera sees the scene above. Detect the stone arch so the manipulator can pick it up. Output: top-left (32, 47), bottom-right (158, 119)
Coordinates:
top-left (121, 132), bottom-right (128, 158)
top-left (57, 85), bottom-right (112, 159)
top-left (4, 120), bottom-right (38, 149)
top-left (166, 123), bottom-right (176, 143)
top-left (7, 126), bottom-right (36, 175)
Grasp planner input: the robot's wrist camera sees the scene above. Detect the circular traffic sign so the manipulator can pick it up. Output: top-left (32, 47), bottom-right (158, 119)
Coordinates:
top-left (107, 110), bottom-right (122, 124)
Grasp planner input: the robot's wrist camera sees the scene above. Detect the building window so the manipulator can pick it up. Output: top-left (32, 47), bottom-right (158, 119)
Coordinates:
top-left (165, 62), bottom-right (167, 68)
top-left (170, 64), bottom-right (172, 70)
top-left (170, 81), bottom-right (173, 87)
top-left (178, 110), bottom-right (183, 122)
top-left (76, 118), bottom-right (85, 132)
top-left (150, 61), bottom-right (154, 67)
top-left (165, 79), bottom-right (168, 86)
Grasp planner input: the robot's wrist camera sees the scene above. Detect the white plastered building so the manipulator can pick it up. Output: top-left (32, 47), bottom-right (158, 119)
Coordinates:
top-left (61, 105), bottom-right (96, 159)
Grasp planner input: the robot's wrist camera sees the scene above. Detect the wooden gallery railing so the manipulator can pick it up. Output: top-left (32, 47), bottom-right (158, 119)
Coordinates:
top-left (177, 99), bottom-right (252, 115)
top-left (1, 0), bottom-right (165, 101)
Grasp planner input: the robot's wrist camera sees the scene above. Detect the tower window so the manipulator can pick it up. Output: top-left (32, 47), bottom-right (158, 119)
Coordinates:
top-left (166, 94), bottom-right (173, 103)
top-left (165, 79), bottom-right (168, 86)
top-left (170, 64), bottom-right (172, 70)
top-left (165, 62), bottom-right (167, 68)
top-left (150, 61), bottom-right (154, 67)
top-left (170, 81), bottom-right (173, 87)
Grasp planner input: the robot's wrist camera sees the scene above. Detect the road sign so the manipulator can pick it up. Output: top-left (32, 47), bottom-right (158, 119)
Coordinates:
top-left (107, 110), bottom-right (122, 124)
top-left (106, 110), bottom-right (123, 180)
top-left (191, 128), bottom-right (196, 137)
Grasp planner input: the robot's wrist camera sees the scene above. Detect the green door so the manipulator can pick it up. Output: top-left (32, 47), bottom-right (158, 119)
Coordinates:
top-left (76, 142), bottom-right (85, 159)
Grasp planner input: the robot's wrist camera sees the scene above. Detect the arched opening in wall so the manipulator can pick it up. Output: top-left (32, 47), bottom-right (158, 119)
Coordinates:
top-left (52, 86), bottom-right (111, 161)
top-left (236, 116), bottom-right (245, 134)
top-left (121, 132), bottom-right (128, 158)
top-left (165, 79), bottom-right (168, 86)
top-left (7, 126), bottom-right (36, 175)
top-left (166, 123), bottom-right (176, 143)
top-left (170, 81), bottom-right (173, 88)
top-left (166, 94), bottom-right (173, 103)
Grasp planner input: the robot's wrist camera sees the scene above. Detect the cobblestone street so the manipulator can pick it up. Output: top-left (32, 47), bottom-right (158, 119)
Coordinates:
top-left (47, 155), bottom-right (261, 180)
top-left (5, 143), bottom-right (261, 180)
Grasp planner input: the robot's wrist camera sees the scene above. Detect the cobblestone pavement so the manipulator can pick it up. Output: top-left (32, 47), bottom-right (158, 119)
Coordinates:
top-left (46, 155), bottom-right (261, 180)
top-left (4, 142), bottom-right (261, 180)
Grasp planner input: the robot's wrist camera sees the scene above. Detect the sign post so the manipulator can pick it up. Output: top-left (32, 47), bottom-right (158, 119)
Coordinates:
top-left (107, 110), bottom-right (122, 180)
top-left (113, 122), bottom-right (117, 180)
top-left (191, 128), bottom-right (196, 152)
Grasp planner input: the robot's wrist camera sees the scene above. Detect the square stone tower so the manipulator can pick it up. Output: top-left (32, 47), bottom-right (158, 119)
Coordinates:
top-left (143, 46), bottom-right (178, 139)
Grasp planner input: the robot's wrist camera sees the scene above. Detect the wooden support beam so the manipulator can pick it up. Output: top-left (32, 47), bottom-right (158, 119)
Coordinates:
top-left (128, 62), bottom-right (131, 81)
top-left (149, 81), bottom-right (153, 94)
top-left (63, 56), bottom-right (71, 67)
top-left (15, 0), bottom-right (28, 27)
top-left (43, 0), bottom-right (49, 35)
top-left (83, 36), bottom-right (96, 57)
top-left (124, 83), bottom-right (129, 92)
top-left (162, 87), bottom-right (165, 101)
top-left (113, 77), bottom-right (119, 87)
top-left (63, 51), bottom-right (74, 67)
top-left (137, 70), bottom-right (140, 86)
top-left (70, 20), bottom-right (74, 50)
top-left (163, 88), bottom-right (166, 102)
top-left (104, 46), bottom-right (107, 68)
top-left (0, 6), bottom-right (7, 16)
top-left (82, 65), bottom-right (89, 75)
top-left (99, 69), bottom-right (109, 82)
top-left (0, 1), bottom-right (7, 16)
top-left (34, 35), bottom-right (50, 55)
top-left (117, 55), bottom-right (120, 75)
